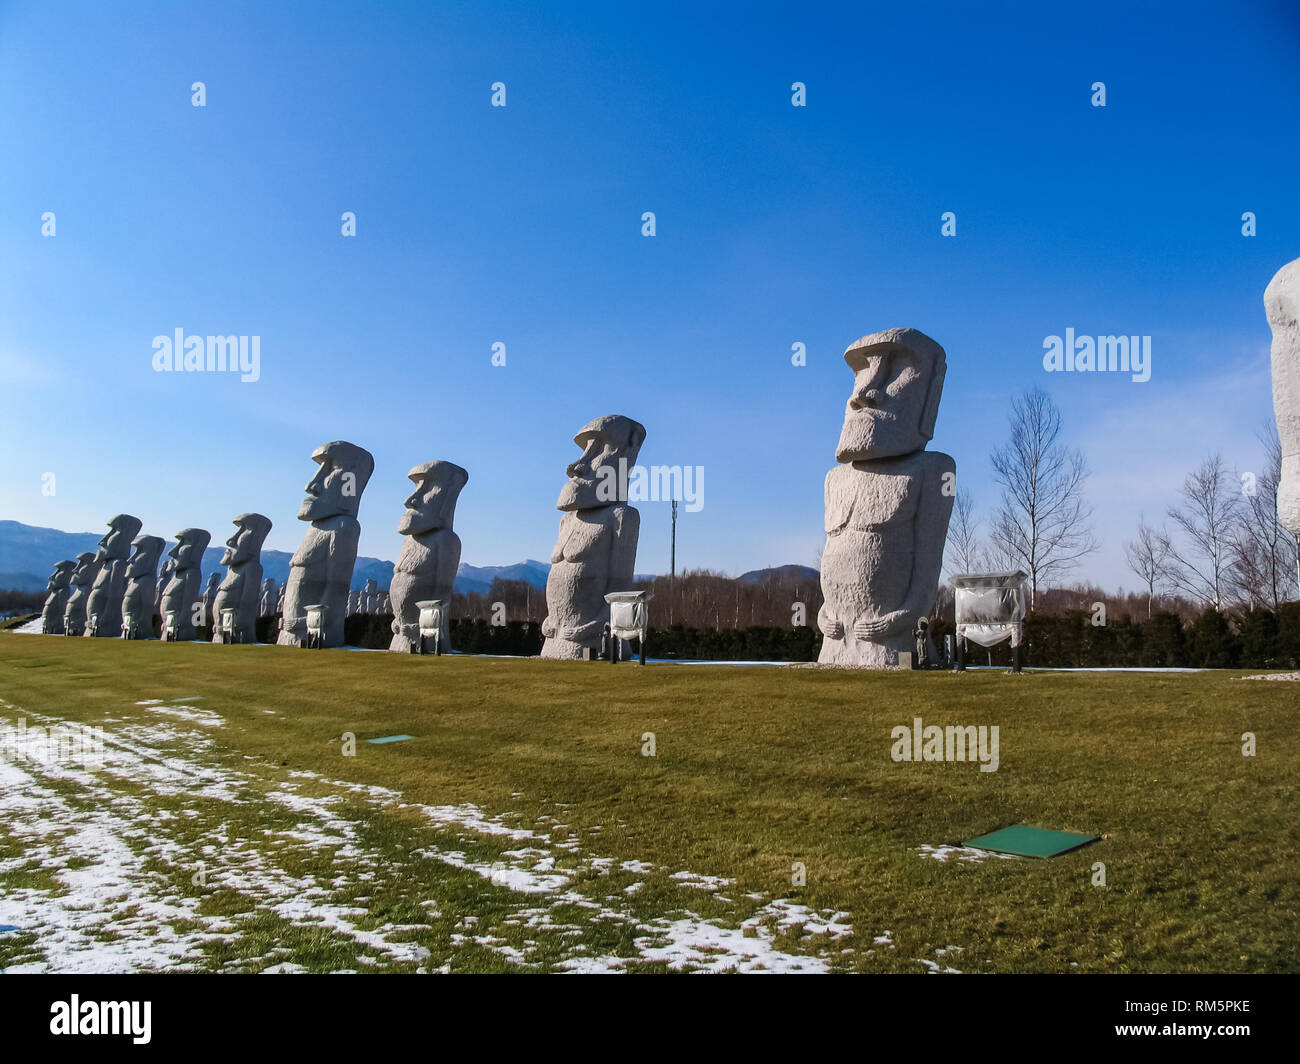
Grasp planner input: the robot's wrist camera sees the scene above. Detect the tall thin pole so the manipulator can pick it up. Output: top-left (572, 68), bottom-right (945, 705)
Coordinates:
top-left (670, 500), bottom-right (677, 626)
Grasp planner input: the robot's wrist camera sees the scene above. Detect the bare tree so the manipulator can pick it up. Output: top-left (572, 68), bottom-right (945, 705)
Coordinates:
top-left (1231, 425), bottom-right (1299, 609)
top-left (1123, 516), bottom-right (1173, 619)
top-left (1166, 453), bottom-right (1241, 610)
top-left (944, 487), bottom-right (986, 576)
top-left (988, 388), bottom-right (1098, 610)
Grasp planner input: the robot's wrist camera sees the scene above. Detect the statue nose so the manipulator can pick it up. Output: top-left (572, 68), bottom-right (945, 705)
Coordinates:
top-left (851, 389), bottom-right (881, 410)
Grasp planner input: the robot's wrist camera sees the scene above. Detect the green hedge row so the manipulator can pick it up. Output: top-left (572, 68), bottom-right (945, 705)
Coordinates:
top-left (249, 604), bottom-right (1300, 668)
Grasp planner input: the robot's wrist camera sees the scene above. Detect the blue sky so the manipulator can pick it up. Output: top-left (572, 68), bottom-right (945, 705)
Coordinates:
top-left (2, 0), bottom-right (1297, 589)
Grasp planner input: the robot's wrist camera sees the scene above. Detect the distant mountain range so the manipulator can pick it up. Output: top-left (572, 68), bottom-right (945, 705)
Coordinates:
top-left (739, 564), bottom-right (819, 584)
top-left (0, 520), bottom-right (550, 595)
top-left (1, 519), bottom-right (810, 595)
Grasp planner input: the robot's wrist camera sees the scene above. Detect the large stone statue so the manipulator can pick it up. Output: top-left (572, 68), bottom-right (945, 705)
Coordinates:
top-left (279, 440), bottom-right (374, 648)
top-left (361, 578), bottom-right (378, 614)
top-left (388, 460), bottom-right (468, 653)
top-left (85, 514), bottom-right (142, 637)
top-left (39, 560), bottom-right (76, 634)
top-left (121, 535), bottom-right (166, 639)
top-left (201, 572), bottom-right (220, 630)
top-left (1267, 257), bottom-right (1300, 536)
top-left (63, 552), bottom-right (100, 636)
top-left (159, 528), bottom-right (211, 640)
top-left (817, 328), bottom-right (955, 668)
top-left (155, 559), bottom-right (173, 619)
top-left (347, 589), bottom-right (360, 615)
top-left (212, 513), bottom-right (272, 643)
top-left (540, 415), bottom-right (645, 659)
top-left (259, 578), bottom-right (278, 617)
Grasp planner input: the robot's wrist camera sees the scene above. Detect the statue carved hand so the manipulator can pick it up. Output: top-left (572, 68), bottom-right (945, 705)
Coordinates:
top-left (817, 606), bottom-right (844, 639)
top-left (541, 617), bottom-right (557, 639)
top-left (853, 611), bottom-right (907, 640)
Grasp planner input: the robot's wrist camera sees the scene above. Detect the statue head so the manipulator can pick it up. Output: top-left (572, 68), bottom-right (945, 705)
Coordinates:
top-left (557, 414), bottom-right (647, 512)
top-left (95, 514), bottom-right (143, 563)
top-left (398, 460), bottom-right (469, 535)
top-left (126, 535), bottom-right (166, 579)
top-left (835, 328), bottom-right (947, 462)
top-left (169, 528), bottom-right (211, 570)
top-left (364, 578), bottom-right (377, 593)
top-left (1266, 257), bottom-right (1300, 534)
top-left (204, 573), bottom-right (220, 595)
top-left (70, 552), bottom-right (98, 587)
top-left (220, 513), bottom-right (272, 566)
top-left (299, 440), bottom-right (374, 521)
top-left (48, 560), bottom-right (76, 592)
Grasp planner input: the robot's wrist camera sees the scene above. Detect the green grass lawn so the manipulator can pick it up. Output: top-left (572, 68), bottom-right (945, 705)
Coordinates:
top-left (1, 633), bottom-right (1296, 973)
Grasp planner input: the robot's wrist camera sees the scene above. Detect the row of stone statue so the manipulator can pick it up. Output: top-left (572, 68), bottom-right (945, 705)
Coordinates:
top-left (39, 531), bottom-right (396, 639)
top-left (37, 350), bottom-right (948, 666)
top-left (34, 253), bottom-right (1300, 667)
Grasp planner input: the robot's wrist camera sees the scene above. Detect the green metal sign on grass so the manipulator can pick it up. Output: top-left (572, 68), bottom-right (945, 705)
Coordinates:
top-left (964, 825), bottom-right (1098, 858)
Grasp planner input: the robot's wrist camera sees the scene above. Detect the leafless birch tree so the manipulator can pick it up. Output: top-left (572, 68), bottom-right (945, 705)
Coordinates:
top-left (988, 388), bottom-right (1098, 610)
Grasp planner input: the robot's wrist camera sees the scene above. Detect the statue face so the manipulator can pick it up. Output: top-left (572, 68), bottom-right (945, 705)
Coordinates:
top-left (71, 554), bottom-right (97, 586)
top-left (48, 563), bottom-right (74, 591)
top-left (221, 514), bottom-right (270, 566)
top-left (299, 442), bottom-right (373, 521)
top-left (95, 515), bottom-right (142, 563)
top-left (398, 462), bottom-right (467, 535)
top-left (170, 530), bottom-right (208, 569)
top-left (126, 537), bottom-right (164, 579)
top-left (836, 332), bottom-right (944, 462)
top-left (557, 417), bottom-right (645, 512)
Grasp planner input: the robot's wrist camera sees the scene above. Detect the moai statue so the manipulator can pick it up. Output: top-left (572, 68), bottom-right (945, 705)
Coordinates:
top-left (361, 578), bottom-right (378, 614)
top-left (63, 553), bottom-right (101, 636)
top-left (388, 460), bottom-right (468, 653)
top-left (540, 415), bottom-right (645, 659)
top-left (259, 577), bottom-right (278, 617)
top-left (817, 329), bottom-right (955, 668)
top-left (201, 572), bottom-right (220, 629)
top-left (85, 514), bottom-right (142, 637)
top-left (121, 535), bottom-right (166, 639)
top-left (279, 440), bottom-right (374, 648)
top-left (379, 590), bottom-right (391, 614)
top-left (1267, 257), bottom-right (1300, 537)
top-left (212, 513), bottom-right (272, 643)
top-left (159, 528), bottom-right (211, 640)
top-left (155, 558), bottom-right (174, 619)
top-left (276, 583), bottom-right (285, 614)
top-left (347, 589), bottom-right (360, 615)
top-left (39, 560), bottom-right (77, 634)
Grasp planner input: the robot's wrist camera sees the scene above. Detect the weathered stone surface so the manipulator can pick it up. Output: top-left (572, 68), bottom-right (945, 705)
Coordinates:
top-left (361, 579), bottom-right (378, 614)
top-left (817, 328), bottom-right (955, 668)
top-left (279, 440), bottom-right (373, 648)
top-left (160, 528), bottom-right (211, 640)
top-left (213, 513), bottom-right (272, 644)
top-left (389, 460), bottom-right (467, 653)
top-left (201, 573), bottom-right (220, 629)
top-left (259, 578), bottom-right (278, 617)
top-left (85, 514), bottom-right (142, 637)
top-left (541, 415), bottom-right (645, 659)
top-left (154, 559), bottom-right (172, 619)
top-left (121, 535), bottom-right (165, 639)
top-left (40, 560), bottom-right (76, 634)
top-left (62, 553), bottom-right (100, 636)
top-left (1267, 257), bottom-right (1300, 534)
